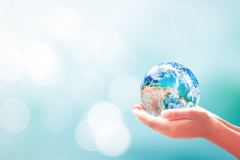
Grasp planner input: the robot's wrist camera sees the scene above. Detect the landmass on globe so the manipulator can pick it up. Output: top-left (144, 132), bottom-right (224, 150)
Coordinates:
top-left (140, 62), bottom-right (200, 117)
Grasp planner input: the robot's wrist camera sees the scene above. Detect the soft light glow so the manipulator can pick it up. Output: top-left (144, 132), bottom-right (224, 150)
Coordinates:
top-left (22, 43), bottom-right (60, 86)
top-left (83, 28), bottom-right (137, 85)
top-left (0, 81), bottom-right (16, 104)
top-left (0, 83), bottom-right (1, 98)
top-left (0, 30), bottom-right (15, 49)
top-left (88, 102), bottom-right (122, 136)
top-left (109, 76), bottom-right (141, 111)
top-left (76, 0), bottom-right (145, 31)
top-left (95, 124), bottom-right (131, 157)
top-left (0, 48), bottom-right (24, 82)
top-left (76, 101), bottom-right (130, 155)
top-left (85, 28), bottom-right (136, 74)
top-left (71, 73), bottom-right (104, 105)
top-left (75, 120), bottom-right (100, 151)
top-left (40, 97), bottom-right (72, 130)
top-left (170, 5), bottom-right (197, 30)
top-left (0, 99), bottom-right (30, 132)
top-left (45, 7), bottom-right (82, 41)
top-left (104, 44), bottom-right (136, 76)
top-left (195, 12), bottom-right (219, 37)
top-left (72, 43), bottom-right (105, 74)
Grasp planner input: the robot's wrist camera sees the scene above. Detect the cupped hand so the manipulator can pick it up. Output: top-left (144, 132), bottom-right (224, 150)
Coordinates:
top-left (132, 104), bottom-right (219, 139)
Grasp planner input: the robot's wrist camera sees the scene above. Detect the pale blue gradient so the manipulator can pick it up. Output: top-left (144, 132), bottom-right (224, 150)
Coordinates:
top-left (0, 0), bottom-right (239, 159)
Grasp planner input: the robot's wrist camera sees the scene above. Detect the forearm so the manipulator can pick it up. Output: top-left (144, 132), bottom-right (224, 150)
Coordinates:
top-left (216, 117), bottom-right (240, 133)
top-left (205, 120), bottom-right (240, 159)
top-left (204, 108), bottom-right (240, 133)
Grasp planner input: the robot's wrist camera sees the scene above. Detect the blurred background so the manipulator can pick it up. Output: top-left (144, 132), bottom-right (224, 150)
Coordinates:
top-left (0, 0), bottom-right (239, 159)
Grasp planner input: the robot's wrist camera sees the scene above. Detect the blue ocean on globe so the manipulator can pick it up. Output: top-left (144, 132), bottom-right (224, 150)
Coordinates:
top-left (140, 62), bottom-right (200, 117)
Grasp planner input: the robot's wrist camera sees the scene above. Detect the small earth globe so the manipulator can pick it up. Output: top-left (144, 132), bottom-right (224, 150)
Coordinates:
top-left (140, 62), bottom-right (200, 117)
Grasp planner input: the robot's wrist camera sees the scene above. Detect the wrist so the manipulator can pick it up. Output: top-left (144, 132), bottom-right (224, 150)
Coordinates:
top-left (202, 116), bottom-right (222, 140)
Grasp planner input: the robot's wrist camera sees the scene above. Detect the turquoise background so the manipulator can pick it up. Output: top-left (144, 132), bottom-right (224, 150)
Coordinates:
top-left (0, 0), bottom-right (240, 159)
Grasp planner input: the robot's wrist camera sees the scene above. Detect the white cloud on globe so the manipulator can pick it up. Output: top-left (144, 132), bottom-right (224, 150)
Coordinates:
top-left (45, 7), bottom-right (82, 41)
top-left (71, 73), bottom-right (104, 105)
top-left (109, 76), bottom-right (141, 111)
top-left (40, 97), bottom-right (72, 130)
top-left (22, 43), bottom-right (60, 86)
top-left (0, 99), bottom-right (30, 132)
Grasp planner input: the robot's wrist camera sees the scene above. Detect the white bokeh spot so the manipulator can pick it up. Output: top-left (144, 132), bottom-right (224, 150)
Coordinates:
top-left (22, 43), bottom-right (60, 86)
top-left (75, 120), bottom-right (100, 151)
top-left (86, 28), bottom-right (136, 75)
top-left (0, 48), bottom-right (24, 82)
top-left (88, 102), bottom-right (122, 136)
top-left (95, 124), bottom-right (131, 157)
top-left (0, 99), bottom-right (30, 132)
top-left (45, 7), bottom-right (82, 41)
top-left (76, 101), bottom-right (131, 156)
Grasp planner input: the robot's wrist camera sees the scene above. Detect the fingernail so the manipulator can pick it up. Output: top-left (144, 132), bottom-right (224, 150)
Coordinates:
top-left (161, 110), bottom-right (170, 118)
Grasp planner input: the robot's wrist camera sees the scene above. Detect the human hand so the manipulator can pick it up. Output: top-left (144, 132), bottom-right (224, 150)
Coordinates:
top-left (199, 106), bottom-right (240, 133)
top-left (132, 104), bottom-right (220, 139)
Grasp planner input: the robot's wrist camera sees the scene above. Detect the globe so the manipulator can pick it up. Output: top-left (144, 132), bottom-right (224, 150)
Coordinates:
top-left (140, 62), bottom-right (200, 117)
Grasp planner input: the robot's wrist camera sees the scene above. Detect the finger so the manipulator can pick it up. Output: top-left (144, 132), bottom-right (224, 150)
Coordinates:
top-left (132, 109), bottom-right (168, 130)
top-left (133, 104), bottom-right (144, 110)
top-left (196, 106), bottom-right (203, 109)
top-left (197, 106), bottom-right (230, 127)
top-left (140, 103), bottom-right (146, 111)
top-left (161, 108), bottom-right (198, 120)
top-left (197, 106), bottom-right (219, 119)
top-left (133, 104), bottom-right (146, 112)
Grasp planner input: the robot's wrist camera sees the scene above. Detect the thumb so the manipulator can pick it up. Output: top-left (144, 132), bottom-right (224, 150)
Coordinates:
top-left (161, 109), bottom-right (196, 119)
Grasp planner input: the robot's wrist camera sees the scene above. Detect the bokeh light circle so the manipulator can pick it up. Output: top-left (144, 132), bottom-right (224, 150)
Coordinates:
top-left (22, 43), bottom-right (60, 86)
top-left (85, 28), bottom-right (136, 76)
top-left (0, 82), bottom-right (16, 104)
top-left (82, 28), bottom-right (137, 85)
top-left (45, 7), bottom-right (82, 41)
top-left (88, 102), bottom-right (122, 136)
top-left (0, 48), bottom-right (24, 82)
top-left (109, 76), bottom-right (141, 111)
top-left (40, 97), bottom-right (72, 130)
top-left (0, 30), bottom-right (15, 49)
top-left (71, 73), bottom-right (104, 105)
top-left (105, 44), bottom-right (137, 76)
top-left (0, 99), bottom-right (30, 132)
top-left (85, 28), bottom-right (124, 56)
top-left (75, 120), bottom-right (100, 151)
top-left (72, 43), bottom-right (105, 74)
top-left (95, 124), bottom-right (131, 157)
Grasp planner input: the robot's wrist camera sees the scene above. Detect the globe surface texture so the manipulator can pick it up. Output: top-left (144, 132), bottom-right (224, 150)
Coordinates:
top-left (140, 62), bottom-right (200, 117)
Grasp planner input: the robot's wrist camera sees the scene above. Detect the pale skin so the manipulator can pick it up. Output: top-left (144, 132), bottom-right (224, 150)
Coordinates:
top-left (132, 104), bottom-right (240, 159)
